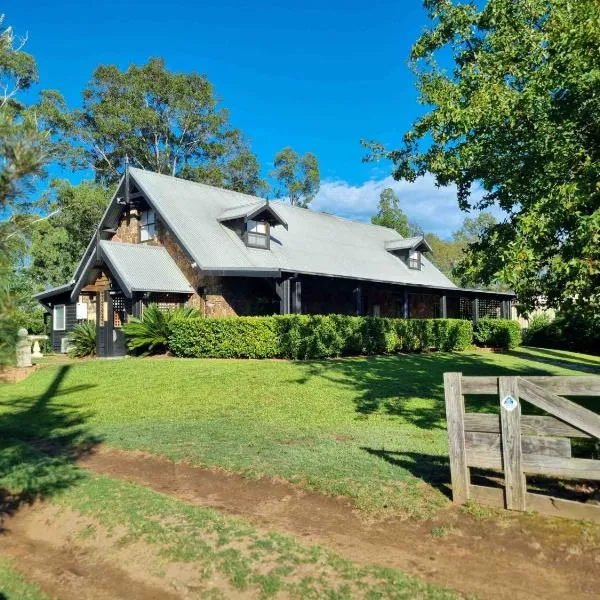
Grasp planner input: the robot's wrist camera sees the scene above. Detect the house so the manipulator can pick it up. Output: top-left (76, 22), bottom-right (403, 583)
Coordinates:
top-left (34, 167), bottom-right (515, 357)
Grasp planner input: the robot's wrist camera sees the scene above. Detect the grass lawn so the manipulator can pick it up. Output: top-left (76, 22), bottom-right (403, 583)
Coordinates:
top-left (0, 558), bottom-right (49, 600)
top-left (1, 347), bottom-right (597, 518)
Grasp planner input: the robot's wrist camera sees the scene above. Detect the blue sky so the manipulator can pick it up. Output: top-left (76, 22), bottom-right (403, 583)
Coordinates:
top-left (5, 0), bottom-right (484, 237)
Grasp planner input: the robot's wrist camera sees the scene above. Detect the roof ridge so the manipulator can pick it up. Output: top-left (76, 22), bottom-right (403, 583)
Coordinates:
top-left (101, 240), bottom-right (166, 251)
top-left (129, 167), bottom-right (261, 203)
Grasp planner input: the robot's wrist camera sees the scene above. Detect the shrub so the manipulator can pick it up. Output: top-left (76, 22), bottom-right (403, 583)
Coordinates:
top-left (169, 316), bottom-right (280, 358)
top-left (169, 315), bottom-right (474, 359)
top-left (69, 321), bottom-right (97, 357)
top-left (123, 304), bottom-right (202, 355)
top-left (474, 318), bottom-right (522, 350)
top-left (524, 310), bottom-right (600, 355)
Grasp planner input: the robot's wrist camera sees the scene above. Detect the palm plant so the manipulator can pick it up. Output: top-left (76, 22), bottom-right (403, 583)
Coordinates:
top-left (69, 321), bottom-right (97, 357)
top-left (123, 304), bottom-right (201, 355)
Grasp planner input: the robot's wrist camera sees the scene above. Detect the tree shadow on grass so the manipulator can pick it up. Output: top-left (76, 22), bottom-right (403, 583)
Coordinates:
top-left (0, 365), bottom-right (101, 528)
top-left (510, 347), bottom-right (600, 374)
top-left (362, 447), bottom-right (453, 498)
top-left (293, 352), bottom-right (564, 430)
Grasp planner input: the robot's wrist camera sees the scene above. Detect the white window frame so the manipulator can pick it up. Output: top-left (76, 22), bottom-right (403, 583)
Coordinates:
top-left (53, 304), bottom-right (66, 331)
top-left (140, 208), bottom-right (156, 242)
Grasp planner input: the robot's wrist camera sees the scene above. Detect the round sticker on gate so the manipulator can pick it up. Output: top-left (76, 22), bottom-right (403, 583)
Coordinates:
top-left (501, 395), bottom-right (518, 411)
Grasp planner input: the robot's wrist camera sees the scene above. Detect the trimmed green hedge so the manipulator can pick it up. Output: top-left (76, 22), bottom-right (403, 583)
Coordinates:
top-left (474, 318), bottom-right (522, 350)
top-left (168, 315), bottom-right (473, 359)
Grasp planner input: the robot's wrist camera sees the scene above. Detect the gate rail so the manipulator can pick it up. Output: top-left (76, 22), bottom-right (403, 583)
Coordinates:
top-left (444, 373), bottom-right (600, 521)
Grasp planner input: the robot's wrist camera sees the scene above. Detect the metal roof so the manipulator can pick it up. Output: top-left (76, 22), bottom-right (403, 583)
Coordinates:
top-left (129, 168), bottom-right (458, 289)
top-left (384, 236), bottom-right (432, 253)
top-left (218, 201), bottom-right (288, 229)
top-left (99, 241), bottom-right (194, 298)
top-left (33, 282), bottom-right (74, 300)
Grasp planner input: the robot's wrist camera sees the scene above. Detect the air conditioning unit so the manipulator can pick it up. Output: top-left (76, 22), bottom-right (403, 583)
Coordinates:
top-left (60, 337), bottom-right (73, 354)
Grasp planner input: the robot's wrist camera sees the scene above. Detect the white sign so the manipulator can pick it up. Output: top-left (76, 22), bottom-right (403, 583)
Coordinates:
top-left (501, 395), bottom-right (518, 412)
top-left (76, 302), bottom-right (88, 320)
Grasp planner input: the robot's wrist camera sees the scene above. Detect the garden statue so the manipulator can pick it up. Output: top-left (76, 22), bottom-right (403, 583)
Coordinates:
top-left (16, 328), bottom-right (32, 368)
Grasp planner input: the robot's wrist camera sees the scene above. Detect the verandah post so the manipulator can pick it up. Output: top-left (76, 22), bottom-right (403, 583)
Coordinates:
top-left (444, 372), bottom-right (470, 504)
top-left (499, 376), bottom-right (527, 511)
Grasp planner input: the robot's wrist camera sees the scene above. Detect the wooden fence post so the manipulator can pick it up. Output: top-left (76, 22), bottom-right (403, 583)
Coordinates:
top-left (444, 372), bottom-right (470, 504)
top-left (499, 376), bottom-right (527, 511)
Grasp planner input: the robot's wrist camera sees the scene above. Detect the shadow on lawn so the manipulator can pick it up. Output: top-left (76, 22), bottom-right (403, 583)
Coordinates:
top-left (0, 365), bottom-right (101, 527)
top-left (295, 351), bottom-right (561, 429)
top-left (510, 347), bottom-right (600, 374)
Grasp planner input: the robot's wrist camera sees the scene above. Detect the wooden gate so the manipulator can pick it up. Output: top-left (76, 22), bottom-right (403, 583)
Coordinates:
top-left (444, 373), bottom-right (600, 521)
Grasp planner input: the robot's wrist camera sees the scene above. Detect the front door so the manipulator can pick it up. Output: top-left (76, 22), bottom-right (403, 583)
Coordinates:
top-left (109, 294), bottom-right (128, 357)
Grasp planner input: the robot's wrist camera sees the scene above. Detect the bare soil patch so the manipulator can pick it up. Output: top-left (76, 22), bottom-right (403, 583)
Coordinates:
top-left (75, 445), bottom-right (600, 600)
top-left (0, 504), bottom-right (204, 600)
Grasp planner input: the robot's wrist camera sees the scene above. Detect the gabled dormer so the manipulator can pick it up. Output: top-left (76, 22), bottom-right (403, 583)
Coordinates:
top-left (384, 235), bottom-right (432, 271)
top-left (218, 201), bottom-right (288, 250)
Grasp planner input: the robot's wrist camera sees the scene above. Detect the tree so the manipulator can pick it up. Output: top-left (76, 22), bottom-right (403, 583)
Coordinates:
top-left (28, 180), bottom-right (110, 288)
top-left (365, 0), bottom-right (600, 315)
top-left (271, 147), bottom-right (320, 208)
top-left (371, 187), bottom-right (422, 237)
top-left (0, 15), bottom-right (56, 365)
top-left (72, 58), bottom-right (266, 195)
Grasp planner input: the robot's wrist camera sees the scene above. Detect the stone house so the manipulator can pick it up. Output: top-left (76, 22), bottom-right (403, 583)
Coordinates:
top-left (35, 167), bottom-right (515, 357)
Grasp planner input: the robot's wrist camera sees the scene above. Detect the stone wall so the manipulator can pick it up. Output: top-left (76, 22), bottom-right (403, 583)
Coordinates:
top-left (113, 209), bottom-right (140, 244)
top-left (109, 209), bottom-right (276, 317)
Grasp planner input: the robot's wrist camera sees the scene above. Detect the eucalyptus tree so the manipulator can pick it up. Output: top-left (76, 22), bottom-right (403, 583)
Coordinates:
top-left (271, 147), bottom-right (320, 208)
top-left (73, 58), bottom-right (266, 195)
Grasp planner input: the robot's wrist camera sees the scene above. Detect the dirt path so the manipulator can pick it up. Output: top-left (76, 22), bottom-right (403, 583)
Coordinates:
top-left (73, 445), bottom-right (600, 600)
top-left (1, 505), bottom-right (183, 600)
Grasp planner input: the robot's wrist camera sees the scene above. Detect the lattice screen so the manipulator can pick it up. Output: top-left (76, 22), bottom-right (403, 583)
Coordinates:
top-left (459, 297), bottom-right (473, 320)
top-left (112, 296), bottom-right (132, 328)
top-left (478, 298), bottom-right (502, 319)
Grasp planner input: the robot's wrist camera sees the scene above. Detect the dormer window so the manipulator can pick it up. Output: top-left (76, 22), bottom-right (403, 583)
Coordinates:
top-left (245, 220), bottom-right (269, 249)
top-left (384, 235), bottom-right (431, 271)
top-left (408, 249), bottom-right (421, 270)
top-left (140, 209), bottom-right (156, 242)
top-left (218, 201), bottom-right (288, 251)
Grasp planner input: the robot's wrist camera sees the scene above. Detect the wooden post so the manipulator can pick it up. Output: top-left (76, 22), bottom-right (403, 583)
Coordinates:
top-left (440, 294), bottom-right (447, 318)
top-left (472, 298), bottom-right (479, 323)
top-left (499, 376), bottom-right (527, 511)
top-left (291, 277), bottom-right (302, 314)
top-left (403, 288), bottom-right (409, 319)
top-left (352, 287), bottom-right (363, 316)
top-left (444, 372), bottom-right (470, 504)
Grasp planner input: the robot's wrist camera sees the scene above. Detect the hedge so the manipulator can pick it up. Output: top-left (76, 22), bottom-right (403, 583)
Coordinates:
top-left (168, 315), bottom-right (474, 359)
top-left (473, 318), bottom-right (522, 350)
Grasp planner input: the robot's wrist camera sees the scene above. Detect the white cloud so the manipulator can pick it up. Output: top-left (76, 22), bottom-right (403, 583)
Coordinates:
top-left (311, 174), bottom-right (499, 239)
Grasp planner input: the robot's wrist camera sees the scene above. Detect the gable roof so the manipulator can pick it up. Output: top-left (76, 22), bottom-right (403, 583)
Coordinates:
top-left (128, 168), bottom-right (457, 289)
top-left (98, 241), bottom-right (194, 298)
top-left (384, 235), bottom-right (432, 253)
top-left (218, 201), bottom-right (288, 229)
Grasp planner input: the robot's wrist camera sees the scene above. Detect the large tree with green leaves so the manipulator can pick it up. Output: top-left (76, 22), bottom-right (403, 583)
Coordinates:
top-left (271, 147), bottom-right (320, 208)
top-left (365, 0), bottom-right (600, 315)
top-left (72, 58), bottom-right (266, 194)
top-left (0, 15), bottom-right (60, 364)
top-left (28, 180), bottom-right (110, 288)
top-left (371, 187), bottom-right (422, 237)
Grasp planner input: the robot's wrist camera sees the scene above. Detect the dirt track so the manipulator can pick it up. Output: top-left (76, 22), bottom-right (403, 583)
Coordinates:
top-left (77, 446), bottom-right (599, 600)
top-left (1, 445), bottom-right (599, 599)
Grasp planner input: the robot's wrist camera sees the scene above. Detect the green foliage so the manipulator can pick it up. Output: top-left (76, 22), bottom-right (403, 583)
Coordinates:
top-left (168, 316), bottom-right (280, 359)
top-left (524, 311), bottom-right (600, 356)
top-left (0, 271), bottom-right (17, 368)
top-left (69, 321), bottom-right (97, 357)
top-left (271, 147), bottom-right (320, 207)
top-left (169, 315), bottom-right (473, 359)
top-left (27, 179), bottom-right (110, 288)
top-left (474, 319), bottom-right (522, 350)
top-left (371, 188), bottom-right (421, 237)
top-left (72, 57), bottom-right (266, 194)
top-left (123, 304), bottom-right (201, 355)
top-left (366, 0), bottom-right (600, 315)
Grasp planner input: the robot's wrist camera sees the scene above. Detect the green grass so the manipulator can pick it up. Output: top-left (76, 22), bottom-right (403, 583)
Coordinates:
top-left (0, 347), bottom-right (597, 517)
top-left (0, 443), bottom-right (456, 600)
top-left (0, 558), bottom-right (49, 600)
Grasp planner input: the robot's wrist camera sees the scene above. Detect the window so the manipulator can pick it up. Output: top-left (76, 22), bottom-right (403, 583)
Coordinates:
top-left (140, 209), bottom-right (156, 241)
top-left (245, 219), bottom-right (269, 249)
top-left (53, 304), bottom-right (66, 330)
top-left (408, 250), bottom-right (421, 270)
